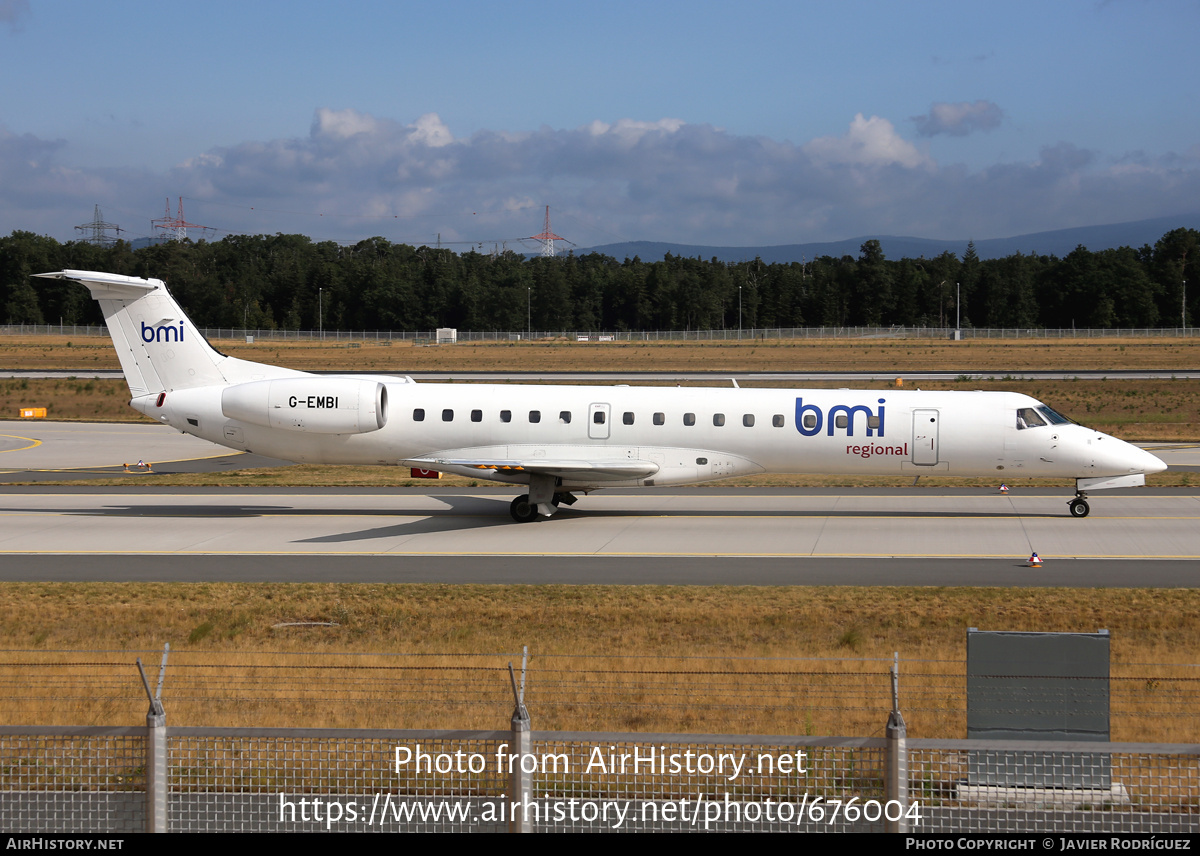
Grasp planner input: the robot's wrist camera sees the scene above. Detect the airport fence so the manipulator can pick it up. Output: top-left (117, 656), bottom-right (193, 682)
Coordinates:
top-left (3, 323), bottom-right (1200, 342)
top-left (3, 724), bottom-right (1197, 833)
top-left (2, 649), bottom-right (1198, 741)
top-left (0, 650), bottom-right (1198, 833)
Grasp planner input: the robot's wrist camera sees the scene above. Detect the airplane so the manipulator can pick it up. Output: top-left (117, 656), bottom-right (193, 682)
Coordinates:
top-left (35, 269), bottom-right (1168, 522)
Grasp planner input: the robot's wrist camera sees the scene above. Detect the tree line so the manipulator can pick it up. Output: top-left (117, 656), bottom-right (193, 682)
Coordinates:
top-left (1, 228), bottom-right (1197, 331)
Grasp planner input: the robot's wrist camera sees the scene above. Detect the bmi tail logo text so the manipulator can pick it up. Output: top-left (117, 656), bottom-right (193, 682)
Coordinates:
top-left (140, 321), bottom-right (184, 343)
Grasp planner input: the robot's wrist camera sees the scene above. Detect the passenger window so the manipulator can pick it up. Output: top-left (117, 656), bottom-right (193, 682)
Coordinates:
top-left (442, 409), bottom-right (454, 422)
top-left (772, 414), bottom-right (785, 428)
top-left (868, 415), bottom-right (880, 429)
top-left (471, 409), bottom-right (482, 423)
top-left (713, 413), bottom-right (725, 427)
top-left (593, 411), bottom-right (606, 424)
top-left (413, 408), bottom-right (425, 422)
top-left (743, 414), bottom-right (755, 427)
top-left (684, 413), bottom-right (696, 426)
top-left (835, 414), bottom-right (847, 429)
top-left (803, 414), bottom-right (817, 429)
top-left (501, 410), bottom-right (512, 423)
top-left (529, 410), bottom-right (541, 423)
top-left (653, 412), bottom-right (665, 425)
top-left (623, 412), bottom-right (634, 425)
top-left (560, 411), bottom-right (571, 423)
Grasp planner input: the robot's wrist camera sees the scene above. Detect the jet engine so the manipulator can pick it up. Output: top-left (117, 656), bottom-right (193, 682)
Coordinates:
top-left (221, 377), bottom-right (388, 434)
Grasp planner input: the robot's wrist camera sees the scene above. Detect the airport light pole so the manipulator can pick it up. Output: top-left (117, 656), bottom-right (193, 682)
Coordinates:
top-left (956, 281), bottom-right (961, 339)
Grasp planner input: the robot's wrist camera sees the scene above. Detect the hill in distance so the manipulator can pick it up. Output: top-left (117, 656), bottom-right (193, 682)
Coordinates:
top-left (577, 214), bottom-right (1200, 263)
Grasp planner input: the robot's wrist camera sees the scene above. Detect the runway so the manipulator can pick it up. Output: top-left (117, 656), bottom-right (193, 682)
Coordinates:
top-left (1, 486), bottom-right (1197, 586)
top-left (2, 421), bottom-right (1197, 586)
top-left (0, 420), bottom-right (287, 481)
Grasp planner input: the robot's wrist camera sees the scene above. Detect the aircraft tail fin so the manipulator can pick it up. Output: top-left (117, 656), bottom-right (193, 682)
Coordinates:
top-left (34, 270), bottom-right (301, 396)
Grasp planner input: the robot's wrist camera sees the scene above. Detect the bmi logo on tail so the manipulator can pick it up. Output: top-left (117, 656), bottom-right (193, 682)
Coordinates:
top-left (140, 321), bottom-right (184, 343)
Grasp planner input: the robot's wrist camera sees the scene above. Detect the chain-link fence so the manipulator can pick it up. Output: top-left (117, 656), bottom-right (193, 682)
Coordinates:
top-left (2, 726), bottom-right (1197, 833)
top-left (0, 650), bottom-right (1198, 833)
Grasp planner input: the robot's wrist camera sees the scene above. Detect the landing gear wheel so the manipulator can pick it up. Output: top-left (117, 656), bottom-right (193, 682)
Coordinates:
top-left (510, 494), bottom-right (540, 523)
top-left (1068, 498), bottom-right (1090, 518)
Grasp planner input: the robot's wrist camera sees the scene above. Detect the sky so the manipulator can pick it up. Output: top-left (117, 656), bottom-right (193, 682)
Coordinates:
top-left (2, 0), bottom-right (1199, 250)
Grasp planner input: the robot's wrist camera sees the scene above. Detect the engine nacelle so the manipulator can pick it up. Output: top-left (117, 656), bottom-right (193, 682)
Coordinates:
top-left (221, 377), bottom-right (388, 434)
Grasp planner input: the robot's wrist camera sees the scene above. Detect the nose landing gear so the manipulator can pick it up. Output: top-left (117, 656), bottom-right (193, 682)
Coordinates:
top-left (1068, 490), bottom-right (1090, 518)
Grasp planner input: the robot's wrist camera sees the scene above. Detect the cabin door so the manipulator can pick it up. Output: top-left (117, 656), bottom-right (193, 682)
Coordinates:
top-left (912, 409), bottom-right (940, 465)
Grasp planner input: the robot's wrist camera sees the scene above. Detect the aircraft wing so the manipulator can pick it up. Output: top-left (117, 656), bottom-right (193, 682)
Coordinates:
top-left (402, 457), bottom-right (660, 481)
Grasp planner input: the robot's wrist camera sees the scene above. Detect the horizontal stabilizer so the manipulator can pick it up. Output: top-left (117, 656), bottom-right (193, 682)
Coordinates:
top-left (34, 270), bottom-right (163, 300)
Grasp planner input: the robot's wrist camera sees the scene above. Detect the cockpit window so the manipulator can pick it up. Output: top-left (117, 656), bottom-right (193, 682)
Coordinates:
top-left (1037, 406), bottom-right (1072, 425)
top-left (1016, 407), bottom-right (1047, 429)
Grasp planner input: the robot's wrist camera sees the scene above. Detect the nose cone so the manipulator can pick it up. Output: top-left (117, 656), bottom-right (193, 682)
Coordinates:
top-left (1089, 434), bottom-right (1171, 473)
top-left (1137, 446), bottom-right (1168, 475)
top-left (1099, 436), bottom-right (1167, 475)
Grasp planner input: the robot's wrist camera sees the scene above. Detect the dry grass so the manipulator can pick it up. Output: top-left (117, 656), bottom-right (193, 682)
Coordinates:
top-left (1, 376), bottom-right (134, 422)
top-left (5, 333), bottom-right (1200, 372)
top-left (0, 584), bottom-right (1196, 741)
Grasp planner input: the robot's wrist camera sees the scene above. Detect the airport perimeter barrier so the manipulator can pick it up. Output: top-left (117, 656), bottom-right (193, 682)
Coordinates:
top-left (3, 324), bottom-right (1200, 342)
top-left (1, 723), bottom-right (1198, 833)
top-left (2, 651), bottom-right (1199, 833)
top-left (4, 651), bottom-right (1198, 745)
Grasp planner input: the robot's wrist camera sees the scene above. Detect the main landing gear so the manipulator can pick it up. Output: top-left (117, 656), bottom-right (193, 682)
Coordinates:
top-left (1068, 490), bottom-right (1090, 518)
top-left (509, 491), bottom-right (577, 523)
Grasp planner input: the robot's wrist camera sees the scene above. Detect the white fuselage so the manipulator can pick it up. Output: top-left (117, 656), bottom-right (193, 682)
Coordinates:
top-left (142, 379), bottom-right (1163, 490)
top-left (33, 268), bottom-right (1168, 520)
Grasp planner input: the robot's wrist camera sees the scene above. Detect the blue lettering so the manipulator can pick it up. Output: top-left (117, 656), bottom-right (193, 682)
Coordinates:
top-left (795, 397), bottom-right (823, 437)
top-left (794, 397), bottom-right (886, 438)
top-left (828, 404), bottom-right (873, 436)
top-left (140, 321), bottom-right (184, 343)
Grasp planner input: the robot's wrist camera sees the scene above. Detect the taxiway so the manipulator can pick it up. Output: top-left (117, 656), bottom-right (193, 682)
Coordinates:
top-left (0, 486), bottom-right (1196, 586)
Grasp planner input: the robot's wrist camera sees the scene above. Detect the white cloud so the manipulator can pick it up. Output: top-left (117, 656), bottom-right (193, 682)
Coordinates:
top-left (586, 117), bottom-right (686, 148)
top-left (913, 101), bottom-right (1004, 137)
top-left (3, 110), bottom-right (1200, 246)
top-left (804, 114), bottom-right (931, 169)
top-left (409, 113), bottom-right (454, 148)
top-left (312, 108), bottom-right (379, 140)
